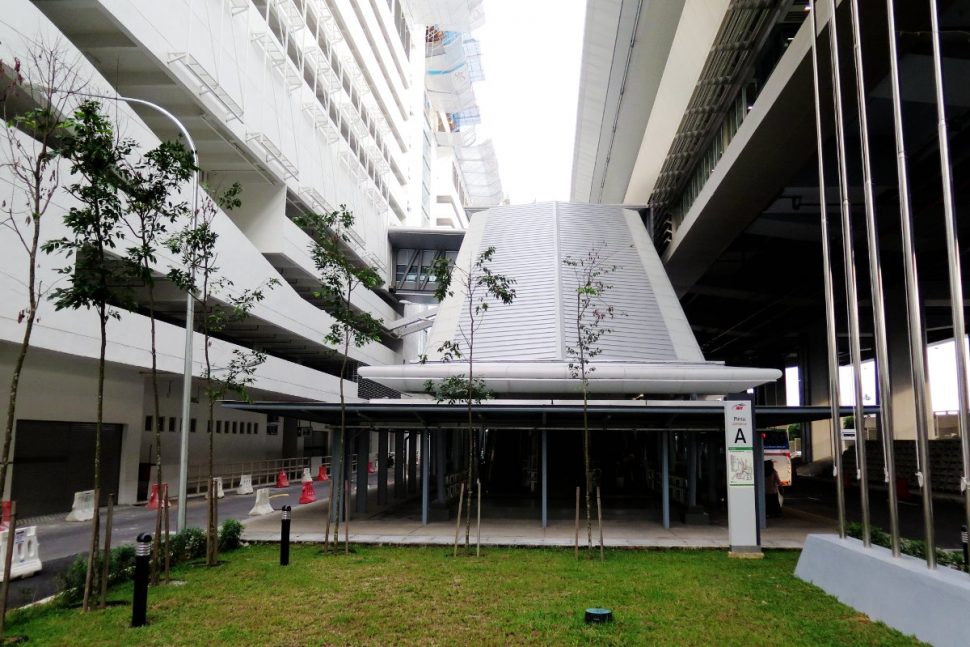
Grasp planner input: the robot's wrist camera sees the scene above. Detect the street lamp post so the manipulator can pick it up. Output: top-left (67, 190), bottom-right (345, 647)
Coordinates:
top-left (73, 92), bottom-right (198, 531)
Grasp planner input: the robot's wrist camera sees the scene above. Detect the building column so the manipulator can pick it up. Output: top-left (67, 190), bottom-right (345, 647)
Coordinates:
top-left (394, 430), bottom-right (405, 498)
top-left (421, 430), bottom-right (430, 525)
top-left (377, 430), bottom-right (388, 505)
top-left (408, 431), bottom-right (418, 495)
top-left (661, 431), bottom-right (670, 530)
top-left (435, 430), bottom-right (447, 504)
top-left (887, 286), bottom-right (918, 440)
top-left (541, 429), bottom-right (548, 529)
top-left (356, 430), bottom-right (369, 513)
top-left (805, 324), bottom-right (834, 464)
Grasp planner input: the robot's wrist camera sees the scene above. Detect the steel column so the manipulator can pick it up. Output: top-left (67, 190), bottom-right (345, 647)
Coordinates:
top-left (661, 431), bottom-right (670, 530)
top-left (541, 429), bottom-right (548, 529)
top-left (421, 430), bottom-right (430, 525)
top-left (809, 0), bottom-right (848, 537)
top-left (929, 0), bottom-right (967, 572)
top-left (886, 0), bottom-right (933, 560)
top-left (378, 430), bottom-right (388, 505)
top-left (827, 0), bottom-right (872, 545)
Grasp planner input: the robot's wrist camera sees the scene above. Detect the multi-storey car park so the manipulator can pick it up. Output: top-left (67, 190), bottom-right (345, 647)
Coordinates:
top-left (0, 0), bottom-right (502, 516)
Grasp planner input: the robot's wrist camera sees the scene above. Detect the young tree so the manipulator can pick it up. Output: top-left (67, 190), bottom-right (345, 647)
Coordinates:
top-left (563, 247), bottom-right (617, 555)
top-left (119, 140), bottom-right (193, 583)
top-left (0, 43), bottom-right (87, 506)
top-left (167, 184), bottom-right (276, 567)
top-left (425, 246), bottom-right (515, 554)
top-left (291, 207), bottom-right (383, 552)
top-left (42, 100), bottom-right (134, 610)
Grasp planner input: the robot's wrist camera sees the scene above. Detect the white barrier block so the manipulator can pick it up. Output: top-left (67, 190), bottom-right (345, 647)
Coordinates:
top-left (206, 477), bottom-right (225, 499)
top-left (301, 468), bottom-right (312, 484)
top-left (237, 474), bottom-right (254, 495)
top-left (248, 488), bottom-right (274, 516)
top-left (65, 490), bottom-right (96, 522)
top-left (0, 526), bottom-right (42, 580)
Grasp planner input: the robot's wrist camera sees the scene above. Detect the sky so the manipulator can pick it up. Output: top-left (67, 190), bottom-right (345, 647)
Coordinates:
top-left (472, 0), bottom-right (587, 204)
top-left (785, 338), bottom-right (967, 412)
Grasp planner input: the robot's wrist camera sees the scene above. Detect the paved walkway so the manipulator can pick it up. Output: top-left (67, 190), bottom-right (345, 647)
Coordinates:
top-left (242, 495), bottom-right (835, 549)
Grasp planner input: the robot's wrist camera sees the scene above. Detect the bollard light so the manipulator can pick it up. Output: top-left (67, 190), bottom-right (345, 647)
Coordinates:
top-left (584, 608), bottom-right (613, 624)
top-left (280, 506), bottom-right (291, 566)
top-left (131, 533), bottom-right (152, 628)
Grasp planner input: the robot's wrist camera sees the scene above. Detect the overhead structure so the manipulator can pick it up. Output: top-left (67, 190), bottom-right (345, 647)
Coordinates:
top-left (410, 0), bottom-right (486, 33)
top-left (360, 202), bottom-right (780, 394)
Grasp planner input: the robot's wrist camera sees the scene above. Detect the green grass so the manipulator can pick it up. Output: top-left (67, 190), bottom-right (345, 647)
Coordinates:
top-left (7, 545), bottom-right (923, 646)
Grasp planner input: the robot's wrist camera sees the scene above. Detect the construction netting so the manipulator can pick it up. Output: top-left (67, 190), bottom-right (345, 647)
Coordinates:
top-left (455, 140), bottom-right (503, 207)
top-left (425, 29), bottom-right (484, 114)
top-left (410, 0), bottom-right (486, 33)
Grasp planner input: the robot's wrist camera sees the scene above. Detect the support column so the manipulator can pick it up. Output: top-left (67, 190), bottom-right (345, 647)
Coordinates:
top-left (541, 429), bottom-right (548, 529)
top-left (421, 430), bottom-right (430, 525)
top-left (394, 430), bottom-right (405, 498)
top-left (377, 430), bottom-right (388, 505)
top-left (661, 431), bottom-right (670, 530)
top-left (688, 434), bottom-right (698, 507)
top-left (805, 325), bottom-right (834, 464)
top-left (435, 430), bottom-right (446, 504)
top-left (356, 431), bottom-right (369, 514)
top-left (408, 431), bottom-right (417, 495)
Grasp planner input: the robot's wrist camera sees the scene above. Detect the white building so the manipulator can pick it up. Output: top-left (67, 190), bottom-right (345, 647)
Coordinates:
top-left (0, 0), bottom-right (501, 515)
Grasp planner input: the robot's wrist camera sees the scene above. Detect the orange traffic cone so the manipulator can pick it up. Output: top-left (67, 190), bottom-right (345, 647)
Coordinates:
top-left (367, 461), bottom-right (376, 474)
top-left (299, 481), bottom-right (317, 504)
top-left (146, 483), bottom-right (169, 510)
top-left (275, 470), bottom-right (290, 488)
top-left (0, 500), bottom-right (10, 530)
top-left (316, 464), bottom-right (329, 482)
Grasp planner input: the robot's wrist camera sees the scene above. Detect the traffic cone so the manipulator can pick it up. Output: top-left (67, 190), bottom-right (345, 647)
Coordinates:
top-left (275, 470), bottom-right (290, 488)
top-left (316, 464), bottom-right (329, 482)
top-left (146, 483), bottom-right (169, 510)
top-left (0, 500), bottom-right (10, 530)
top-left (299, 481), bottom-right (317, 504)
top-left (367, 461), bottom-right (376, 474)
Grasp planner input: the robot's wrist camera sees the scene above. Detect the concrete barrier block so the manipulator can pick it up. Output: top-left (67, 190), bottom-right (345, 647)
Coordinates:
top-left (237, 474), bottom-right (254, 495)
top-left (65, 490), bottom-right (96, 522)
top-left (796, 534), bottom-right (970, 647)
top-left (206, 477), bottom-right (225, 499)
top-left (248, 488), bottom-right (274, 516)
top-left (0, 526), bottom-right (42, 580)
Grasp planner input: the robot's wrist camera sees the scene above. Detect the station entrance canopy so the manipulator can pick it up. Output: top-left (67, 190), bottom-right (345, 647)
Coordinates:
top-left (221, 400), bottom-right (871, 431)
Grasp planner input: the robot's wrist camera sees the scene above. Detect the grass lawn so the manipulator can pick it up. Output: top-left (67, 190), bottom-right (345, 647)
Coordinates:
top-left (7, 545), bottom-right (923, 646)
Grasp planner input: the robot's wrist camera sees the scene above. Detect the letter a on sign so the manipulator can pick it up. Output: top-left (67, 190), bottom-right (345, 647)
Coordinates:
top-left (734, 428), bottom-right (747, 444)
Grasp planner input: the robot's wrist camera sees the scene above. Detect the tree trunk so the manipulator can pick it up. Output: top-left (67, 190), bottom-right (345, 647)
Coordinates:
top-left (83, 307), bottom-right (108, 610)
top-left (465, 288), bottom-right (474, 551)
top-left (148, 285), bottom-right (163, 585)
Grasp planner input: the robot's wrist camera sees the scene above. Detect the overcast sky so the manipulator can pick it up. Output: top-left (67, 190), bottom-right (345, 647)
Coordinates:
top-left (473, 0), bottom-right (587, 204)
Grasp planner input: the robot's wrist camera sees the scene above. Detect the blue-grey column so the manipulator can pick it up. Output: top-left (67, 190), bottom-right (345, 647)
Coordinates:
top-left (377, 430), bottom-right (388, 505)
top-left (541, 429), bottom-right (548, 529)
top-left (421, 430), bottom-right (430, 525)
top-left (435, 430), bottom-right (447, 504)
top-left (356, 431), bottom-right (369, 513)
top-left (394, 430), bottom-right (405, 498)
top-left (661, 431), bottom-right (670, 530)
top-left (755, 431), bottom-right (766, 530)
top-left (408, 431), bottom-right (418, 495)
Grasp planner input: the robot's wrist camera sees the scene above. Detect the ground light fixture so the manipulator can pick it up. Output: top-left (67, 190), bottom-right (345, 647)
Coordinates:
top-left (584, 607), bottom-right (613, 624)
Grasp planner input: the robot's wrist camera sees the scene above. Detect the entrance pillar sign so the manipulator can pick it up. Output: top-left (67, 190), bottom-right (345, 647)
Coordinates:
top-left (724, 401), bottom-right (761, 557)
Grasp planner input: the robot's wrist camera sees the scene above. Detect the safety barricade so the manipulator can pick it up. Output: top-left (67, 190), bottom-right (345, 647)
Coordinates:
top-left (248, 488), bottom-right (275, 516)
top-left (0, 525), bottom-right (42, 580)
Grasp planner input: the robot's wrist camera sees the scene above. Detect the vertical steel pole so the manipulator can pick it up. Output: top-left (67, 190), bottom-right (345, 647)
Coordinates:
top-left (929, 0), bottom-right (970, 572)
top-left (809, 0), bottom-right (847, 538)
top-left (541, 429), bottom-right (548, 529)
top-left (848, 0), bottom-right (901, 556)
top-left (827, 0), bottom-right (871, 546)
top-left (886, 0), bottom-right (935, 562)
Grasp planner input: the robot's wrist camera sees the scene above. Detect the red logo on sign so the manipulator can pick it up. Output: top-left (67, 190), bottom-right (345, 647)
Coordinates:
top-left (734, 404), bottom-right (745, 411)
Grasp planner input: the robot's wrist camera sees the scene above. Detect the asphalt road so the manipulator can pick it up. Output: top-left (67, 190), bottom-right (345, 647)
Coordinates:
top-left (7, 477), bottom-right (338, 609)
